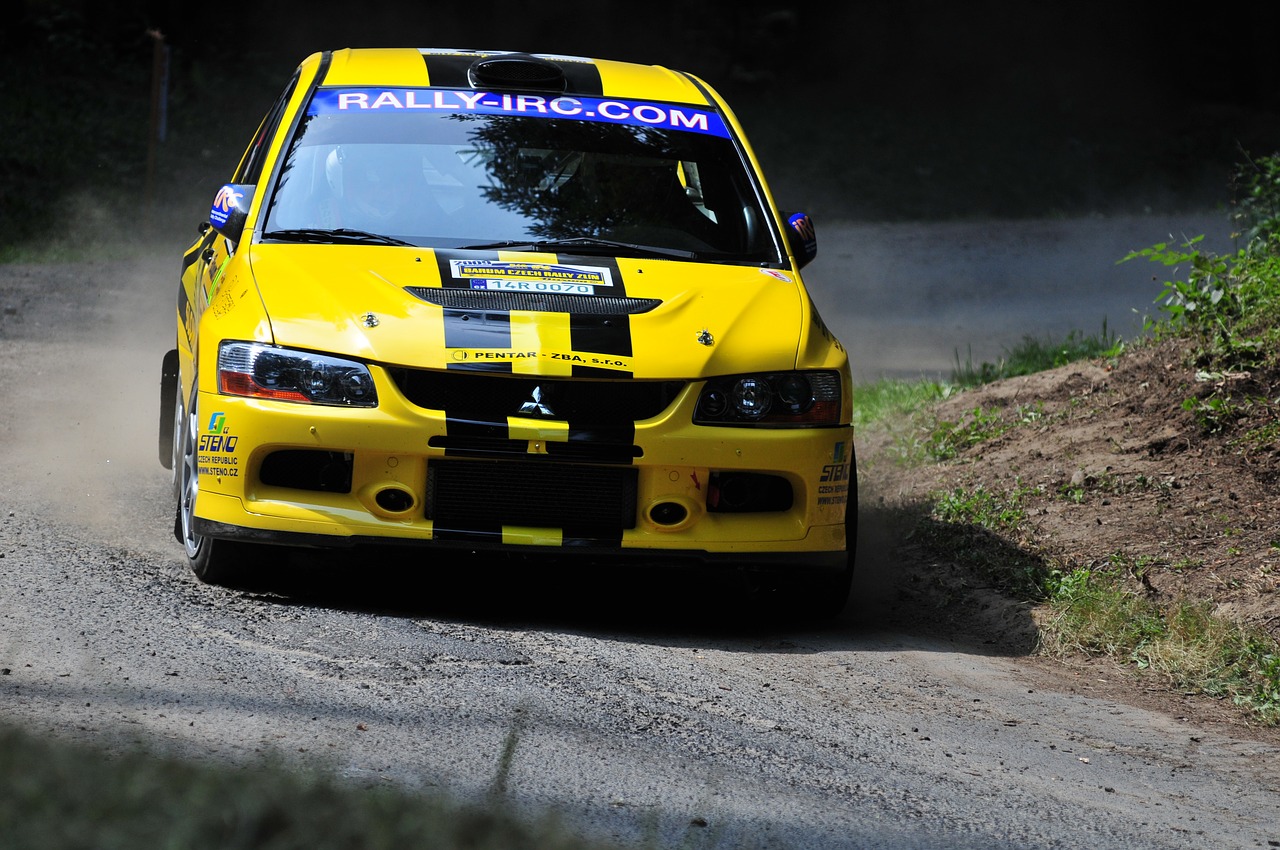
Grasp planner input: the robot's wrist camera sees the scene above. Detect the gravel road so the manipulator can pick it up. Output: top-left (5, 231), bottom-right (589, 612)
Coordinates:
top-left (2, 228), bottom-right (1277, 849)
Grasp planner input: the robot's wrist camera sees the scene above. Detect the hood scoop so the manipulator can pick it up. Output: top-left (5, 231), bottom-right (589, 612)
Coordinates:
top-left (467, 53), bottom-right (567, 92)
top-left (405, 286), bottom-right (659, 315)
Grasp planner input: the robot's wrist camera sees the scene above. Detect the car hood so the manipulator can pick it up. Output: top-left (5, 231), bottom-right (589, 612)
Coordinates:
top-left (245, 245), bottom-right (811, 379)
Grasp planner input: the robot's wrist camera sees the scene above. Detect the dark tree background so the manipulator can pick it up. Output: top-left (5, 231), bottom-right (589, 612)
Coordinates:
top-left (3, 0), bottom-right (1279, 250)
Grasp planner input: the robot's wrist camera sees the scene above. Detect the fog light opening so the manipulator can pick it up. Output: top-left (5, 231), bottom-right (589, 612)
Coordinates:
top-left (649, 501), bottom-right (689, 527)
top-left (374, 486), bottom-right (416, 514)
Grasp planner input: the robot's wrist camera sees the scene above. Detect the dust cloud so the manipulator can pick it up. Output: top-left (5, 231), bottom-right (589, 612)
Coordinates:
top-left (804, 212), bottom-right (1236, 384)
top-left (0, 224), bottom-right (179, 553)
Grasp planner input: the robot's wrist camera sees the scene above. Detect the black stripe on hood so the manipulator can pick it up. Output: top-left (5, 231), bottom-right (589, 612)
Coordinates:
top-left (431, 251), bottom-right (632, 377)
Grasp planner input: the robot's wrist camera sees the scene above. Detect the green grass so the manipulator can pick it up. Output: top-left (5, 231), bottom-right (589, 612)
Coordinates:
top-left (916, 483), bottom-right (1051, 602)
top-left (850, 377), bottom-right (950, 429)
top-left (950, 323), bottom-right (1125, 389)
top-left (883, 468), bottom-right (1280, 723)
top-left (853, 323), bottom-right (1116, 466)
top-left (1039, 562), bottom-right (1280, 722)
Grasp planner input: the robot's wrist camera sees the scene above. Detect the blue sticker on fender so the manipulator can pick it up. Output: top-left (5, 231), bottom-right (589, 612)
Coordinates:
top-left (308, 88), bottom-right (730, 138)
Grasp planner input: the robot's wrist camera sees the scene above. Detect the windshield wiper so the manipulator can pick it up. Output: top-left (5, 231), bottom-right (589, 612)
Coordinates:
top-left (458, 237), bottom-right (697, 260)
top-left (263, 228), bottom-right (415, 247)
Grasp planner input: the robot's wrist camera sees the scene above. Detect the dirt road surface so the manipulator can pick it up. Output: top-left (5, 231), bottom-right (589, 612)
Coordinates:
top-left (2, 219), bottom-right (1277, 849)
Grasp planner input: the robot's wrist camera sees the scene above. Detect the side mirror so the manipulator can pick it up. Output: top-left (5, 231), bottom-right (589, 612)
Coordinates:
top-left (208, 183), bottom-right (256, 244)
top-left (784, 211), bottom-right (817, 269)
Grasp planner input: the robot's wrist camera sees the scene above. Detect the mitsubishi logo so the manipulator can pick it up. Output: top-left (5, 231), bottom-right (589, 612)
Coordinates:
top-left (518, 385), bottom-right (555, 418)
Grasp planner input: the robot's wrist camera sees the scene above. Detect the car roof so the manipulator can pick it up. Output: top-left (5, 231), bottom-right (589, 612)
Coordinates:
top-left (308, 47), bottom-right (715, 107)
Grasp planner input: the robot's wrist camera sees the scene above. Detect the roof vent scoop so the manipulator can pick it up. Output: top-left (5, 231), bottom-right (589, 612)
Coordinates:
top-left (467, 53), bottom-right (567, 93)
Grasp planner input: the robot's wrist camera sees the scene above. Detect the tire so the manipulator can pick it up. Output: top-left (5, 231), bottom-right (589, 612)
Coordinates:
top-left (800, 448), bottom-right (859, 621)
top-left (747, 562), bottom-right (850, 624)
top-left (808, 566), bottom-right (853, 621)
top-left (174, 381), bottom-right (262, 587)
top-left (740, 456), bottom-right (858, 623)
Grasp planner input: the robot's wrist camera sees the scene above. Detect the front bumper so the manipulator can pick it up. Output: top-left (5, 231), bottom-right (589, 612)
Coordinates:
top-left (191, 370), bottom-right (855, 565)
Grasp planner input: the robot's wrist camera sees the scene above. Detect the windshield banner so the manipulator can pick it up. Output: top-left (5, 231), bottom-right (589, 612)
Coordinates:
top-left (309, 88), bottom-right (730, 138)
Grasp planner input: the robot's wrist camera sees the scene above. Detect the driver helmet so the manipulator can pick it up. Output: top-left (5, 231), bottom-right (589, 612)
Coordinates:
top-left (325, 145), bottom-right (421, 222)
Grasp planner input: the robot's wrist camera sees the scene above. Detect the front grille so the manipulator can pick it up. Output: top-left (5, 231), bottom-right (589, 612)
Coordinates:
top-left (389, 369), bottom-right (685, 426)
top-left (426, 459), bottom-right (637, 531)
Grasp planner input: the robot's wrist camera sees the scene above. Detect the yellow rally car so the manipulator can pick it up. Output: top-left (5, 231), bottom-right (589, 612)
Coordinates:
top-left (158, 47), bottom-right (856, 617)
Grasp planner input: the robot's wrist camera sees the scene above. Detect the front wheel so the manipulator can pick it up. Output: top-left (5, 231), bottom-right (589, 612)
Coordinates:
top-left (797, 455), bottom-right (859, 621)
top-left (174, 383), bottom-right (263, 587)
top-left (809, 560), bottom-right (854, 621)
top-left (158, 349), bottom-right (178, 469)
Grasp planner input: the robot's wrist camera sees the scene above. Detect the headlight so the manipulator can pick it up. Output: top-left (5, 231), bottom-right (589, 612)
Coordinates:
top-left (694, 370), bottom-right (842, 427)
top-left (218, 342), bottom-right (378, 407)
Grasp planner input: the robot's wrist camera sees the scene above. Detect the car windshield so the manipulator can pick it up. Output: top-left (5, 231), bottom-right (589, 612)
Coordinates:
top-left (262, 87), bottom-right (780, 263)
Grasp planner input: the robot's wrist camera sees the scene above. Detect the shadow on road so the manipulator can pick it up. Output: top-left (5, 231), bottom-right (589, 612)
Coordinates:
top-left (194, 503), bottom-right (1040, 659)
